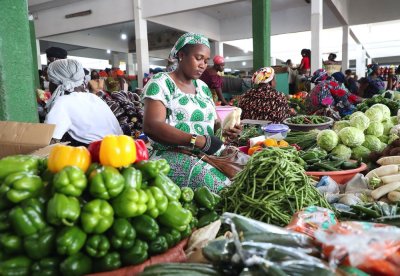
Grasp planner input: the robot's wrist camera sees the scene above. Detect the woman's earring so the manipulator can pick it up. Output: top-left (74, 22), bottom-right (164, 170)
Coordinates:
top-left (179, 58), bottom-right (182, 62)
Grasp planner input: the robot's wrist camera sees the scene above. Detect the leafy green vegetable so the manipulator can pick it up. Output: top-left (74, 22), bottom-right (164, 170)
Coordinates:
top-left (365, 122), bottom-right (384, 137)
top-left (331, 144), bottom-right (352, 160)
top-left (333, 120), bottom-right (350, 133)
top-left (370, 104), bottom-right (391, 121)
top-left (316, 130), bottom-right (338, 151)
top-left (365, 107), bottom-right (383, 123)
top-left (349, 113), bottom-right (370, 130)
top-left (338, 127), bottom-right (365, 147)
top-left (351, 146), bottom-right (371, 162)
top-left (362, 135), bottom-right (382, 152)
top-left (382, 120), bottom-right (394, 135)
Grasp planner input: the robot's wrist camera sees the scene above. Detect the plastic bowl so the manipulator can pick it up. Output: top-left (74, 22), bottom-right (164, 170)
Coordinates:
top-left (283, 116), bottom-right (334, 131)
top-left (305, 162), bottom-right (367, 184)
top-left (215, 106), bottom-right (236, 122)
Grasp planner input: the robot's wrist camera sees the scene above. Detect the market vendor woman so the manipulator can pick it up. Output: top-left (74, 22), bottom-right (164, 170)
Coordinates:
top-left (142, 33), bottom-right (241, 193)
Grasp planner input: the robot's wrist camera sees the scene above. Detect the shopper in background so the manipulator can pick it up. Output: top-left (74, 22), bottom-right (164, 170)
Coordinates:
top-left (286, 59), bottom-right (298, 94)
top-left (142, 32), bottom-right (241, 192)
top-left (359, 64), bottom-right (385, 98)
top-left (343, 69), bottom-right (359, 94)
top-left (45, 46), bottom-right (68, 65)
top-left (299, 49), bottom-right (311, 76)
top-left (324, 53), bottom-right (337, 65)
top-left (88, 70), bottom-right (106, 94)
top-left (200, 55), bottom-right (229, 105)
top-left (45, 59), bottom-right (122, 146)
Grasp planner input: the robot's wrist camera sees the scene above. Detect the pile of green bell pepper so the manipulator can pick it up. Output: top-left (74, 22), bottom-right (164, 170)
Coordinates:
top-left (0, 153), bottom-right (222, 275)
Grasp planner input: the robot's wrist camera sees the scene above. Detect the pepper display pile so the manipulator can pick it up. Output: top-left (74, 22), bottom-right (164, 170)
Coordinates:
top-left (0, 152), bottom-right (218, 275)
top-left (219, 147), bottom-right (331, 226)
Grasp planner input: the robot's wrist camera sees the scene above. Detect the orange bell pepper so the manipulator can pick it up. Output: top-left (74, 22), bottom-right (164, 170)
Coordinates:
top-left (248, 146), bottom-right (262, 156)
top-left (99, 135), bottom-right (136, 168)
top-left (48, 144), bottom-right (91, 173)
top-left (263, 138), bottom-right (278, 147)
top-left (278, 140), bottom-right (289, 147)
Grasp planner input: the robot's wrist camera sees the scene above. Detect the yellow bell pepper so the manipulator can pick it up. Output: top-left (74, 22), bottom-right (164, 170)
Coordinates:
top-left (48, 145), bottom-right (91, 173)
top-left (99, 135), bottom-right (136, 168)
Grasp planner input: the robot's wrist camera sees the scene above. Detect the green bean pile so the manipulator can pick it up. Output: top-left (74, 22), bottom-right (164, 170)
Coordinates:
top-left (219, 147), bottom-right (331, 226)
top-left (288, 115), bottom-right (328, 125)
top-left (285, 130), bottom-right (319, 150)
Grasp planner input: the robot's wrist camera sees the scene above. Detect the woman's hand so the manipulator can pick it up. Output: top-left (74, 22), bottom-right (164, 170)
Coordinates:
top-left (223, 124), bottom-right (242, 142)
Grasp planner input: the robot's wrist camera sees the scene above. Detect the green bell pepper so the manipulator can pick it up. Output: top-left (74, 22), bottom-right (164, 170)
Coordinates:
top-left (135, 159), bottom-right (170, 179)
top-left (149, 235), bottom-right (168, 255)
top-left (23, 226), bottom-right (56, 260)
top-left (121, 239), bottom-right (148, 266)
top-left (85, 234), bottom-right (110, 258)
top-left (112, 187), bottom-right (148, 218)
top-left (0, 155), bottom-right (39, 180)
top-left (180, 187), bottom-right (194, 203)
top-left (89, 166), bottom-right (125, 200)
top-left (93, 251), bottom-right (122, 272)
top-left (197, 211), bottom-right (219, 228)
top-left (0, 232), bottom-right (23, 255)
top-left (122, 167), bottom-right (142, 189)
top-left (81, 199), bottom-right (114, 234)
top-left (31, 257), bottom-right (60, 276)
top-left (86, 162), bottom-right (101, 178)
top-left (160, 230), bottom-right (174, 248)
top-left (9, 198), bottom-right (46, 236)
top-left (190, 217), bottom-right (199, 229)
top-left (194, 187), bottom-right (219, 210)
top-left (0, 172), bottom-right (43, 203)
top-left (170, 229), bottom-right (182, 245)
top-left (53, 166), bottom-right (87, 197)
top-left (37, 157), bottom-right (48, 174)
top-left (132, 214), bottom-right (159, 241)
top-left (183, 202), bottom-right (198, 216)
top-left (145, 186), bottom-right (168, 218)
top-left (180, 225), bottom-right (192, 239)
top-left (0, 194), bottom-right (12, 211)
top-left (159, 227), bottom-right (181, 247)
top-left (108, 218), bottom-right (136, 250)
top-left (0, 256), bottom-right (32, 276)
top-left (56, 226), bottom-right (87, 255)
top-left (152, 173), bottom-right (181, 201)
top-left (47, 193), bottom-right (81, 227)
top-left (0, 210), bottom-right (10, 232)
top-left (60, 252), bottom-right (92, 276)
top-left (158, 201), bottom-right (192, 232)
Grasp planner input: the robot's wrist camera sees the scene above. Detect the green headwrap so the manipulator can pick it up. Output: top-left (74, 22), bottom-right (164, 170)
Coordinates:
top-left (169, 32), bottom-right (210, 61)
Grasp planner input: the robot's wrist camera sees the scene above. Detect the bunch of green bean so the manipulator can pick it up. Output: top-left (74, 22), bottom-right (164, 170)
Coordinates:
top-left (289, 115), bottom-right (328, 125)
top-left (285, 130), bottom-right (319, 150)
top-left (219, 147), bottom-right (331, 226)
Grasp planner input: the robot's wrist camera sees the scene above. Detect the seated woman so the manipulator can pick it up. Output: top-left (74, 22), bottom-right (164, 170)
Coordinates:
top-left (358, 64), bottom-right (385, 98)
top-left (239, 67), bottom-right (289, 123)
top-left (141, 32), bottom-right (241, 193)
top-left (88, 70), bottom-right (106, 94)
top-left (306, 69), bottom-right (358, 117)
top-left (45, 59), bottom-right (123, 147)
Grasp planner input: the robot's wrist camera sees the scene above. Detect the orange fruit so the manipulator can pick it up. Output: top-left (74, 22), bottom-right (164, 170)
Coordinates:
top-left (248, 146), bottom-right (262, 156)
top-left (278, 140), bottom-right (289, 147)
top-left (263, 138), bottom-right (278, 147)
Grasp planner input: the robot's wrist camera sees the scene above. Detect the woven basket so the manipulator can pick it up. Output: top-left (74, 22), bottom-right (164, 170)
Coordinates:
top-left (272, 66), bottom-right (288, 74)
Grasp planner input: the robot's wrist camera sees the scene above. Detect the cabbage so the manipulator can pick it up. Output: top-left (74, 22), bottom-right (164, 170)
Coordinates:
top-left (351, 146), bottom-right (371, 162)
top-left (333, 120), bottom-right (350, 133)
top-left (349, 113), bottom-right (370, 131)
top-left (391, 116), bottom-right (398, 125)
top-left (349, 111), bottom-right (365, 120)
top-left (362, 135), bottom-right (382, 152)
top-left (378, 135), bottom-right (389, 144)
top-left (382, 120), bottom-right (394, 135)
top-left (389, 134), bottom-right (400, 145)
top-left (370, 104), bottom-right (391, 121)
top-left (365, 122), bottom-right (384, 137)
top-left (379, 142), bottom-right (387, 152)
top-left (316, 130), bottom-right (339, 151)
top-left (338, 127), bottom-right (365, 147)
top-left (365, 107), bottom-right (383, 123)
top-left (331, 144), bottom-right (352, 160)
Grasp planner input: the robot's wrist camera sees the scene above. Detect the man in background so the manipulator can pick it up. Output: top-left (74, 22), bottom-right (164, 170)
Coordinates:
top-left (45, 46), bottom-right (68, 65)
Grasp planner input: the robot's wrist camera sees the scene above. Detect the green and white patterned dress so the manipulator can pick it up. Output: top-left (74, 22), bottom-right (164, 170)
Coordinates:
top-left (142, 72), bottom-right (230, 193)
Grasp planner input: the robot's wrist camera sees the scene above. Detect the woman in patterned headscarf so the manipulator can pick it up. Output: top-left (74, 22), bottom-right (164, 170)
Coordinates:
top-left (239, 67), bottom-right (290, 122)
top-left (359, 64), bottom-right (385, 98)
top-left (141, 33), bottom-right (242, 193)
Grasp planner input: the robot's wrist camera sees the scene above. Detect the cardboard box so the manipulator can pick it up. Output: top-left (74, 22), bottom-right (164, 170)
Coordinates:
top-left (0, 121), bottom-right (55, 158)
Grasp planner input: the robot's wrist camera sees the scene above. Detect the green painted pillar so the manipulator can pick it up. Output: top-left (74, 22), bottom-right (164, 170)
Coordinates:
top-left (252, 0), bottom-right (271, 71)
top-left (29, 17), bottom-right (40, 90)
top-left (0, 0), bottom-right (38, 122)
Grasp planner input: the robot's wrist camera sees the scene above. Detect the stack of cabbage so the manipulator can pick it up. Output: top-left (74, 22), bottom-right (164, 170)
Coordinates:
top-left (316, 104), bottom-right (399, 163)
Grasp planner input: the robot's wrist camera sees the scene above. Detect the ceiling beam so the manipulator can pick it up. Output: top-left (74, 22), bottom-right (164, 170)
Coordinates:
top-left (28, 0), bottom-right (83, 13)
top-left (325, 0), bottom-right (349, 25)
top-left (142, 0), bottom-right (240, 18)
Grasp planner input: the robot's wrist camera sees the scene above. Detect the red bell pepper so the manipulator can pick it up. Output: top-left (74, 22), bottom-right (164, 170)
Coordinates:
top-left (88, 140), bottom-right (102, 163)
top-left (135, 140), bottom-right (149, 163)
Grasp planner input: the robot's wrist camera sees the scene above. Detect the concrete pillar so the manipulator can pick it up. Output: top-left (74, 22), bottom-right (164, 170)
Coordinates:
top-left (0, 0), bottom-right (38, 122)
top-left (356, 44), bottom-right (366, 78)
top-left (29, 15), bottom-right (40, 90)
top-left (213, 41), bottom-right (224, 58)
top-left (133, 0), bottom-right (150, 88)
top-left (111, 52), bottom-right (120, 68)
top-left (270, 57), bottom-right (276, 66)
top-left (126, 53), bottom-right (137, 75)
top-left (252, 0), bottom-right (271, 70)
top-left (311, 0), bottom-right (323, 73)
top-left (342, 25), bottom-right (349, 71)
top-left (36, 39), bottom-right (42, 70)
